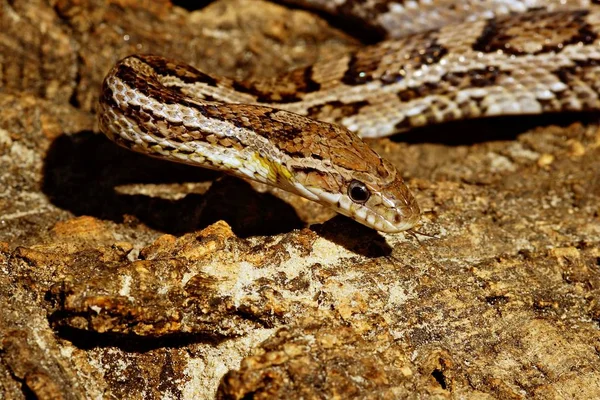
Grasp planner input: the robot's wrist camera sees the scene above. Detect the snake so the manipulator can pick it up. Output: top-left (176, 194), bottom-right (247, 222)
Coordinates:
top-left (97, 2), bottom-right (600, 233)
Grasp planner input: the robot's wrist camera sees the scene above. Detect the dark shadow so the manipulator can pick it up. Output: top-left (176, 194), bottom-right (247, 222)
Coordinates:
top-left (393, 112), bottom-right (600, 146)
top-left (171, 0), bottom-right (214, 12)
top-left (51, 324), bottom-right (227, 352)
top-left (42, 132), bottom-right (303, 237)
top-left (311, 215), bottom-right (393, 258)
top-left (431, 368), bottom-right (448, 390)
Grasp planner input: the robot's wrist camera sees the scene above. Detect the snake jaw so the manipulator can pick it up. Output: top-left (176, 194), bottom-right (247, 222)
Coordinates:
top-left (374, 181), bottom-right (421, 233)
top-left (358, 179), bottom-right (421, 233)
top-left (299, 177), bottom-right (420, 233)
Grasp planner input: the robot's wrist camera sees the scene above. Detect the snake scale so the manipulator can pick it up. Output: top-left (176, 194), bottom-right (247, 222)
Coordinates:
top-left (98, 1), bottom-right (600, 233)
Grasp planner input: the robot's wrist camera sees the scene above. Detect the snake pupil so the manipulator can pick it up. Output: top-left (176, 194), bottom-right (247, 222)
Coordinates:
top-left (348, 180), bottom-right (370, 203)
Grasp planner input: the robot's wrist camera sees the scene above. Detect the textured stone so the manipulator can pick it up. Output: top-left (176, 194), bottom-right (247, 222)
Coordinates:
top-left (1, 0), bottom-right (600, 399)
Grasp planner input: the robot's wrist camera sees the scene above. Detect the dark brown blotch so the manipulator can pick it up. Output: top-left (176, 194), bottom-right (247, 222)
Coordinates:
top-left (230, 66), bottom-right (321, 104)
top-left (473, 10), bottom-right (597, 56)
top-left (134, 55), bottom-right (219, 86)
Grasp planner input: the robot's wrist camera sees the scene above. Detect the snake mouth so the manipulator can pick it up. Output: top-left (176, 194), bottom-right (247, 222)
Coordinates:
top-left (365, 178), bottom-right (421, 233)
top-left (383, 197), bottom-right (421, 233)
top-left (358, 197), bottom-right (420, 233)
top-left (343, 200), bottom-right (420, 233)
top-left (308, 183), bottom-right (421, 233)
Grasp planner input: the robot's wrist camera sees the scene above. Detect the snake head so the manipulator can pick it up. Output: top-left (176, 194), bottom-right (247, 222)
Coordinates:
top-left (342, 169), bottom-right (421, 233)
top-left (280, 122), bottom-right (421, 233)
top-left (293, 161), bottom-right (420, 233)
top-left (99, 55), bottom-right (419, 233)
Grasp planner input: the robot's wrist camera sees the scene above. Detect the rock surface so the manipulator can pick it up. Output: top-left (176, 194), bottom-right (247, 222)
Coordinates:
top-left (1, 0), bottom-right (600, 399)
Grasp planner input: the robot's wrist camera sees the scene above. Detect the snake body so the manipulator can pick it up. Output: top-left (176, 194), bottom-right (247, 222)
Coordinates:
top-left (98, 5), bottom-right (600, 233)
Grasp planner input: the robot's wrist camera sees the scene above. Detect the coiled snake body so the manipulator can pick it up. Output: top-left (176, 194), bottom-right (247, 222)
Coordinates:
top-left (98, 2), bottom-right (600, 233)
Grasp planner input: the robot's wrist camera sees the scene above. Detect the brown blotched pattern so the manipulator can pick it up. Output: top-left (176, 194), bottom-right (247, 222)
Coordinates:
top-left (102, 11), bottom-right (600, 139)
top-left (99, 55), bottom-right (420, 233)
top-left (98, 9), bottom-right (600, 231)
top-left (342, 31), bottom-right (448, 85)
top-left (231, 67), bottom-right (322, 103)
top-left (280, 0), bottom-right (593, 37)
top-left (473, 10), bottom-right (597, 55)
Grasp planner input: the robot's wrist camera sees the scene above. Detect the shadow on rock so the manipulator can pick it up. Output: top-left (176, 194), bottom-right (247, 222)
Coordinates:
top-left (51, 325), bottom-right (223, 352)
top-left (42, 132), bottom-right (303, 237)
top-left (312, 215), bottom-right (393, 257)
top-left (395, 112), bottom-right (600, 146)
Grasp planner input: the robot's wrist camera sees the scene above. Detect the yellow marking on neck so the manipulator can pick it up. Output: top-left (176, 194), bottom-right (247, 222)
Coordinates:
top-left (252, 152), bottom-right (293, 185)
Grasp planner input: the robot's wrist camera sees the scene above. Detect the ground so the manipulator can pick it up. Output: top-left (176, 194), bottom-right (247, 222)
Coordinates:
top-left (1, 0), bottom-right (600, 399)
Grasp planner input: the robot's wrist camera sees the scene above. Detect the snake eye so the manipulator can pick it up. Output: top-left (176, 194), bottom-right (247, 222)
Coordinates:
top-left (348, 180), bottom-right (370, 203)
